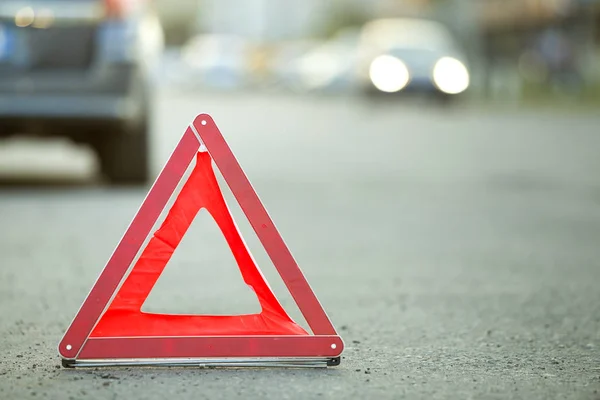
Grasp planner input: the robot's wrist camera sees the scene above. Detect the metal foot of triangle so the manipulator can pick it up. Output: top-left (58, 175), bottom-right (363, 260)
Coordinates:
top-left (58, 114), bottom-right (344, 368)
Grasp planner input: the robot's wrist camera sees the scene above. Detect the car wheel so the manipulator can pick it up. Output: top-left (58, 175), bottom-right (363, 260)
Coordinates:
top-left (95, 122), bottom-right (150, 185)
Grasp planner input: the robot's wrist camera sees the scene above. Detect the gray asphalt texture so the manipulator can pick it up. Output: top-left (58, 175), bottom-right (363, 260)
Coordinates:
top-left (1, 91), bottom-right (600, 399)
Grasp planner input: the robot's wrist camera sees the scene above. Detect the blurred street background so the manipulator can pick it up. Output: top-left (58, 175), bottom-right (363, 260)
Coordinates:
top-left (1, 0), bottom-right (600, 399)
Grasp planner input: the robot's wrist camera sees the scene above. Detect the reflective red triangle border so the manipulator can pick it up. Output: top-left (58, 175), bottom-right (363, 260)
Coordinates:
top-left (58, 114), bottom-right (344, 367)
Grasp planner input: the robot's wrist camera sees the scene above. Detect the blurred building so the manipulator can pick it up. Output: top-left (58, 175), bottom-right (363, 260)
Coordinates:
top-left (194, 0), bottom-right (327, 41)
top-left (155, 0), bottom-right (449, 43)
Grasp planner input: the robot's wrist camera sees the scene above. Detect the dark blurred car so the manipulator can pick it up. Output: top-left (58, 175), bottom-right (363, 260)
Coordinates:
top-left (0, 0), bottom-right (164, 183)
top-left (356, 18), bottom-right (470, 101)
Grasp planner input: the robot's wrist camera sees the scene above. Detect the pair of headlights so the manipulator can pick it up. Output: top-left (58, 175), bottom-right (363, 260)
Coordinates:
top-left (369, 54), bottom-right (470, 95)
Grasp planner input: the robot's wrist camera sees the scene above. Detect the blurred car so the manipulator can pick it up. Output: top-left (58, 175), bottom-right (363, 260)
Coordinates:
top-left (356, 18), bottom-right (470, 100)
top-left (177, 34), bottom-right (255, 90)
top-left (290, 28), bottom-right (361, 94)
top-left (271, 29), bottom-right (360, 94)
top-left (264, 39), bottom-right (319, 92)
top-left (0, 0), bottom-right (164, 184)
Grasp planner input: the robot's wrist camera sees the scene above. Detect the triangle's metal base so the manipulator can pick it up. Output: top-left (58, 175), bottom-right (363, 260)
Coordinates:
top-left (62, 357), bottom-right (341, 369)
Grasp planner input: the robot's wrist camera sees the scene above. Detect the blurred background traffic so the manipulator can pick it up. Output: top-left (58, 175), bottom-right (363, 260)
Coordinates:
top-left (163, 0), bottom-right (600, 102)
top-left (0, 0), bottom-right (600, 184)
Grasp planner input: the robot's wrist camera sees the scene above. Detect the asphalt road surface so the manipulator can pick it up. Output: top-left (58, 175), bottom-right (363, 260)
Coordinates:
top-left (1, 90), bottom-right (600, 399)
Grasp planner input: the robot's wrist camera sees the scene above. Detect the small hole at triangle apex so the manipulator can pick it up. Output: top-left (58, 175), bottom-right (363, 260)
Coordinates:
top-left (201, 120), bottom-right (207, 126)
top-left (66, 344), bottom-right (72, 350)
top-left (331, 344), bottom-right (337, 349)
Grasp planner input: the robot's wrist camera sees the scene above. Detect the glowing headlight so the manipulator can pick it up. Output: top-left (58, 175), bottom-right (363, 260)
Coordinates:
top-left (369, 55), bottom-right (410, 93)
top-left (433, 57), bottom-right (470, 94)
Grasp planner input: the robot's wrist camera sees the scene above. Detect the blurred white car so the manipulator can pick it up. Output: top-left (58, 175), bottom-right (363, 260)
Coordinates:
top-left (177, 34), bottom-right (254, 90)
top-left (264, 39), bottom-right (319, 91)
top-left (271, 28), bottom-right (361, 93)
top-left (356, 18), bottom-right (470, 100)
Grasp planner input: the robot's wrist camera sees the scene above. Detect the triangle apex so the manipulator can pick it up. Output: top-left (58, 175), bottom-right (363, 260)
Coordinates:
top-left (193, 114), bottom-right (214, 127)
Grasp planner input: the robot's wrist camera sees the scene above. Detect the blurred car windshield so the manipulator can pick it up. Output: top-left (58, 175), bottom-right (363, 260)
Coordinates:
top-left (360, 18), bottom-right (457, 53)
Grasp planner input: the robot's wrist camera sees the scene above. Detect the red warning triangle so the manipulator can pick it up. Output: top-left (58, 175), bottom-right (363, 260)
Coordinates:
top-left (58, 114), bottom-right (343, 367)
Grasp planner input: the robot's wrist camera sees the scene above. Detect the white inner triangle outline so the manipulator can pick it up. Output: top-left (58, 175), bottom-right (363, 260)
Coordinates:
top-left (141, 208), bottom-right (263, 316)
